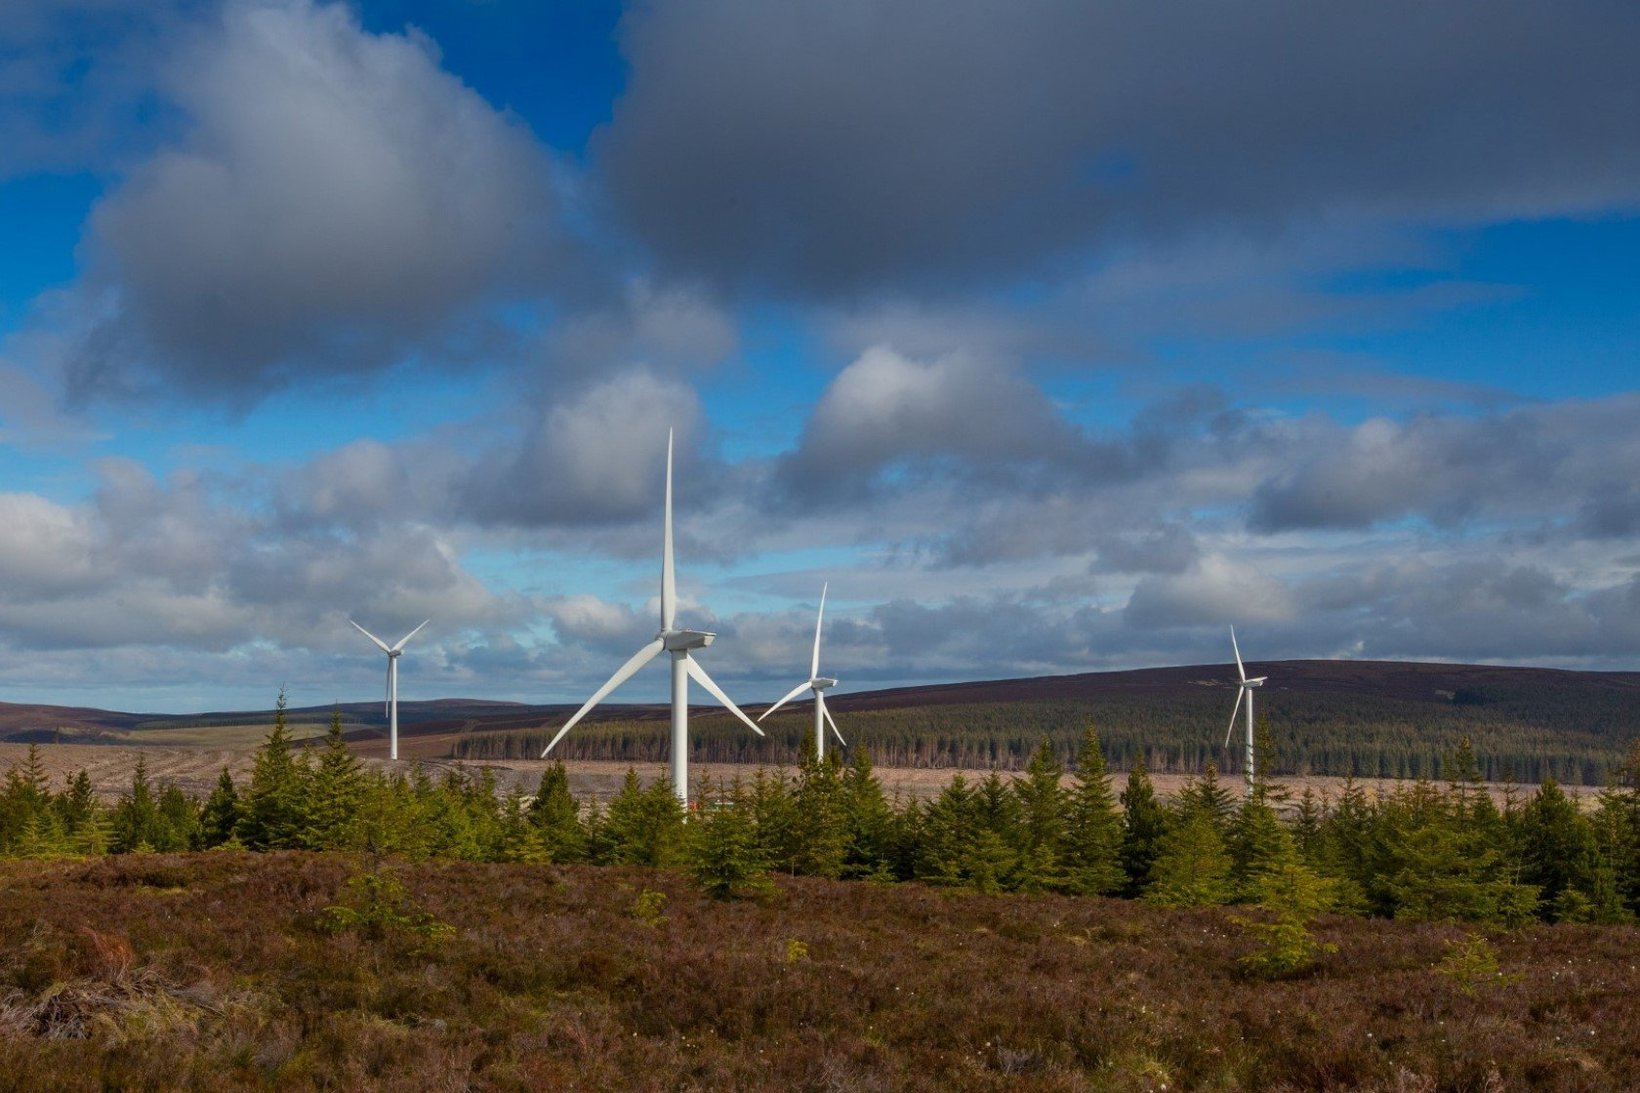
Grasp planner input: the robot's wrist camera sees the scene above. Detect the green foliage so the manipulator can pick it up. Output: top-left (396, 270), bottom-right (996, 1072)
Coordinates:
top-left (1435, 933), bottom-right (1523, 996)
top-left (301, 709), bottom-right (364, 851)
top-left (1144, 808), bottom-right (1234, 908)
top-left (688, 780), bottom-right (772, 900)
top-left (1232, 861), bottom-right (1339, 978)
top-left (1119, 755), bottom-right (1165, 897)
top-left (238, 689), bottom-right (310, 851)
top-left (600, 771), bottom-right (686, 867)
top-left (525, 761), bottom-right (588, 864)
top-left (631, 889), bottom-right (668, 927)
top-left (319, 865), bottom-right (455, 942)
top-left (1064, 726), bottom-right (1125, 896)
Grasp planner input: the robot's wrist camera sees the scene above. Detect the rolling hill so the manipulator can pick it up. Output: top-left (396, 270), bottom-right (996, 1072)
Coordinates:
top-left (4, 659), bottom-right (1639, 785)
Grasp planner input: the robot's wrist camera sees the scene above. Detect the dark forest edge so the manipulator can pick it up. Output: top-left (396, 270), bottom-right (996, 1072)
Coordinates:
top-left (5, 694), bottom-right (1640, 945)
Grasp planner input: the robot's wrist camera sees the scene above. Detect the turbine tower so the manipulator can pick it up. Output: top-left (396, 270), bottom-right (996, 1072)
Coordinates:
top-left (758, 582), bottom-right (846, 761)
top-left (1223, 625), bottom-right (1267, 795)
top-left (349, 618), bottom-right (429, 762)
top-left (539, 430), bottom-right (764, 805)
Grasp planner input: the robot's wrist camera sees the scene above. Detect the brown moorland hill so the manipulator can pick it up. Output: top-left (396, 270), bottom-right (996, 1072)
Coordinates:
top-left (0, 852), bottom-right (1636, 1090)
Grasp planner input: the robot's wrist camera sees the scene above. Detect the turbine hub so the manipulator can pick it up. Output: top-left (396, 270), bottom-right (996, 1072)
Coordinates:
top-left (661, 628), bottom-right (714, 651)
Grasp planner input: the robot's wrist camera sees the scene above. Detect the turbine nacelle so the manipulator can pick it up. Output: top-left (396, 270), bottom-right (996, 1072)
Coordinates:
top-left (1240, 676), bottom-right (1266, 688)
top-left (661, 628), bottom-right (715, 651)
top-left (811, 676), bottom-right (838, 690)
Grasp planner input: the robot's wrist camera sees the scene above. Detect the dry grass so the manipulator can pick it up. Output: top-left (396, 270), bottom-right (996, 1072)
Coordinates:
top-left (1, 853), bottom-right (1637, 1090)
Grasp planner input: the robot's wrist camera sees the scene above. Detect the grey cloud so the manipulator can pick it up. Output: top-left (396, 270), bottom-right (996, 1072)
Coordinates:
top-left (600, 0), bottom-right (1640, 295)
top-left (1249, 396), bottom-right (1640, 532)
top-left (464, 370), bottom-right (704, 527)
top-left (777, 346), bottom-right (1107, 502)
top-left (64, 0), bottom-right (566, 400)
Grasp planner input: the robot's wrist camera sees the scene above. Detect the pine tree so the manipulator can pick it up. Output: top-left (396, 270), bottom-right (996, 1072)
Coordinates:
top-left (602, 770), bottom-right (685, 867)
top-left (303, 709), bottom-right (364, 850)
top-left (1119, 755), bottom-right (1166, 897)
top-left (792, 747), bottom-right (848, 878)
top-left (745, 767), bottom-right (798, 874)
top-left (1228, 785), bottom-right (1300, 899)
top-left (839, 748), bottom-right (895, 880)
top-left (110, 757), bottom-right (167, 853)
top-left (688, 778), bottom-right (772, 899)
top-left (197, 769), bottom-right (244, 849)
top-left (916, 774), bottom-right (978, 887)
top-left (526, 761), bottom-right (588, 863)
top-left (972, 770), bottom-right (1023, 892)
top-left (1012, 739), bottom-right (1069, 892)
top-left (239, 689), bottom-right (311, 851)
top-left (1064, 726), bottom-right (1124, 896)
top-left (1517, 778), bottom-right (1628, 923)
top-left (1145, 807), bottom-right (1234, 908)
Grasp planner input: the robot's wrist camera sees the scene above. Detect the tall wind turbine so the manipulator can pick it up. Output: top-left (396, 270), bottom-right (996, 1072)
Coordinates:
top-left (539, 430), bottom-right (764, 805)
top-left (349, 618), bottom-right (429, 762)
top-left (758, 583), bottom-right (846, 761)
top-left (1222, 626), bottom-right (1268, 794)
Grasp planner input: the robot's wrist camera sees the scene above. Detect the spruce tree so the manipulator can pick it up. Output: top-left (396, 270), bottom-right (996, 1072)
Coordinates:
top-left (792, 747), bottom-right (848, 878)
top-left (197, 769), bottom-right (244, 849)
top-left (916, 774), bottom-right (979, 887)
top-left (239, 690), bottom-right (309, 849)
top-left (304, 709), bottom-right (365, 850)
top-left (110, 757), bottom-right (167, 853)
top-left (1518, 778), bottom-right (1628, 923)
top-left (1119, 755), bottom-right (1165, 897)
top-left (1145, 807), bottom-right (1234, 907)
top-left (688, 778), bottom-right (772, 899)
top-left (602, 770), bottom-right (685, 867)
top-left (1064, 726), bottom-right (1124, 896)
top-left (839, 748), bottom-right (895, 880)
top-left (526, 761), bottom-right (588, 863)
top-left (1013, 739), bottom-right (1070, 892)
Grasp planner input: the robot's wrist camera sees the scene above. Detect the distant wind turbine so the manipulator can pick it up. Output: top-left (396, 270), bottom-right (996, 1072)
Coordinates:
top-left (539, 430), bottom-right (764, 805)
top-left (1223, 625), bottom-right (1267, 794)
top-left (349, 618), bottom-right (429, 762)
top-left (758, 583), bottom-right (846, 761)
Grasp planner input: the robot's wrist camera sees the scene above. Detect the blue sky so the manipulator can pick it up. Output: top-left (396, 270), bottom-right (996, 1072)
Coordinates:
top-left (1, 0), bottom-right (1638, 712)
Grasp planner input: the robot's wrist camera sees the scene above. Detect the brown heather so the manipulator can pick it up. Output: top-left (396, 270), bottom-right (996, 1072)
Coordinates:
top-left (2, 853), bottom-right (1639, 1091)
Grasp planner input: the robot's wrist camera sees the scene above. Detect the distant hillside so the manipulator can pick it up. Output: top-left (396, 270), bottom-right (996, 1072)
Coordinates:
top-left (5, 659), bottom-right (1640, 784)
top-left (452, 660), bottom-right (1640, 786)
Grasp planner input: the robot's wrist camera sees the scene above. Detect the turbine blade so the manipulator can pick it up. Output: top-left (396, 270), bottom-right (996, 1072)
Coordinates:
top-left (821, 694), bottom-right (846, 747)
top-left (811, 582), bottom-right (827, 680)
top-left (1224, 686), bottom-right (1245, 749)
top-left (758, 680), bottom-right (812, 722)
top-left (350, 619), bottom-right (391, 654)
top-left (392, 619), bottom-right (430, 652)
top-left (683, 656), bottom-right (765, 736)
top-left (1230, 625), bottom-right (1246, 682)
top-left (539, 638), bottom-right (665, 758)
top-left (661, 429), bottom-right (676, 631)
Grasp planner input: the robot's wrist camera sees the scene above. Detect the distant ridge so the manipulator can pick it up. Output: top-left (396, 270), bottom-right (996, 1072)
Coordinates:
top-left (5, 659), bottom-right (1640, 741)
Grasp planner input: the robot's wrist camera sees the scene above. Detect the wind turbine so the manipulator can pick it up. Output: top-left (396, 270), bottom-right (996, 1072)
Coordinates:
top-left (349, 618), bottom-right (429, 762)
top-left (758, 582), bottom-right (846, 761)
top-left (539, 430), bottom-right (764, 805)
top-left (1222, 625), bottom-right (1268, 795)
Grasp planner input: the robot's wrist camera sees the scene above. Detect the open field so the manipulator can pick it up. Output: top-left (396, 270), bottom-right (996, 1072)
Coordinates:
top-left (0, 743), bottom-right (1600, 808)
top-left (1, 852), bottom-right (1637, 1090)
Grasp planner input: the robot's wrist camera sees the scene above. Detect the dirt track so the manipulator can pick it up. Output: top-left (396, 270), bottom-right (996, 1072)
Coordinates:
top-left (0, 742), bottom-right (1597, 808)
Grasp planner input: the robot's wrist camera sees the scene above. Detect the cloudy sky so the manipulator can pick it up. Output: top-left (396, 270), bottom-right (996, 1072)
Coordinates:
top-left (1, 0), bottom-right (1638, 712)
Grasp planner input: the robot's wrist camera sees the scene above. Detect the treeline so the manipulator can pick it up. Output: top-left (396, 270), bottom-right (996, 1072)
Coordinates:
top-left (5, 695), bottom-right (1640, 930)
top-left (451, 690), bottom-right (1629, 784)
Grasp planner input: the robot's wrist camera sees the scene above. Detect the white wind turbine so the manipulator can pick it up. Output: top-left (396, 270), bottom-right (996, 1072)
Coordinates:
top-left (539, 430), bottom-right (764, 805)
top-left (1222, 625), bottom-right (1268, 794)
top-left (349, 618), bottom-right (429, 762)
top-left (758, 583), bottom-right (846, 761)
